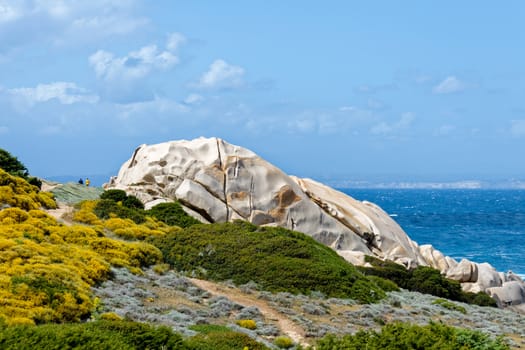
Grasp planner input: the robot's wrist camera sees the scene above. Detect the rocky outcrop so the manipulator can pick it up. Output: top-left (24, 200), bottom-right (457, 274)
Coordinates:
top-left (106, 137), bottom-right (525, 306)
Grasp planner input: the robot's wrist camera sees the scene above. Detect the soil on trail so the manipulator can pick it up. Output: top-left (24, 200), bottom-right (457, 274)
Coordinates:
top-left (190, 278), bottom-right (307, 346)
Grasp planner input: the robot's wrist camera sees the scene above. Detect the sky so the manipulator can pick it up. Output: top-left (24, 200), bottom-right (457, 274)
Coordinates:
top-left (1, 1), bottom-right (525, 185)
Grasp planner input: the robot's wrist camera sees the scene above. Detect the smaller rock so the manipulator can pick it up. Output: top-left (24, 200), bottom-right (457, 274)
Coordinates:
top-left (446, 259), bottom-right (478, 283)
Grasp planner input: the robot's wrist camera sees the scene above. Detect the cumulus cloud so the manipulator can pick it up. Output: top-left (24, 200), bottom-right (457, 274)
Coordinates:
top-left (8, 82), bottom-right (99, 106)
top-left (89, 45), bottom-right (178, 81)
top-left (370, 112), bottom-right (415, 135)
top-left (195, 59), bottom-right (245, 89)
top-left (433, 76), bottom-right (466, 94)
top-left (510, 119), bottom-right (525, 137)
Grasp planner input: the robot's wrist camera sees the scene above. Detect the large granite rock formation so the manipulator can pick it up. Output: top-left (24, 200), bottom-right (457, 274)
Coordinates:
top-left (106, 137), bottom-right (524, 306)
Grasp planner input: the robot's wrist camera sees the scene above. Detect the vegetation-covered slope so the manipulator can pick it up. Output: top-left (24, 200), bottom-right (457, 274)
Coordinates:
top-left (148, 221), bottom-right (386, 303)
top-left (0, 170), bottom-right (166, 325)
top-left (316, 322), bottom-right (509, 350)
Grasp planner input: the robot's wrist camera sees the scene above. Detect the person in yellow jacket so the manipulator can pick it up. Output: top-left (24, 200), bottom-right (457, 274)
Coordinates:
top-left (85, 178), bottom-right (90, 187)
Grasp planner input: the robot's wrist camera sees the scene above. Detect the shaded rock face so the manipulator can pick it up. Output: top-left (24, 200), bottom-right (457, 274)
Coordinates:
top-left (106, 137), bottom-right (524, 305)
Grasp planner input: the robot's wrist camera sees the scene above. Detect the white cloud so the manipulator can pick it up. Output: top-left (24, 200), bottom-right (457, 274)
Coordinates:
top-left (433, 76), bottom-right (466, 94)
top-left (371, 112), bottom-right (415, 135)
top-left (0, 1), bottom-right (147, 50)
top-left (8, 82), bottom-right (99, 105)
top-left (70, 15), bottom-right (148, 38)
top-left (89, 45), bottom-right (178, 81)
top-left (166, 32), bottom-right (186, 52)
top-left (510, 119), bottom-right (525, 137)
top-left (117, 96), bottom-right (189, 120)
top-left (184, 93), bottom-right (204, 105)
top-left (195, 59), bottom-right (245, 89)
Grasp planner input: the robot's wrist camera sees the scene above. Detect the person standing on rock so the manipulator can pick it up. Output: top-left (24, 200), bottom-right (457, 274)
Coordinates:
top-left (78, 178), bottom-right (83, 185)
top-left (85, 178), bottom-right (90, 187)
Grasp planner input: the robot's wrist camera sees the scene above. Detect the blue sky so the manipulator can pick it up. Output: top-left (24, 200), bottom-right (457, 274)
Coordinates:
top-left (1, 1), bottom-right (524, 184)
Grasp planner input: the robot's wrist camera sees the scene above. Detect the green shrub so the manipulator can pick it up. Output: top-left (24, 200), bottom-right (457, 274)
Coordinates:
top-left (186, 330), bottom-right (269, 350)
top-left (274, 336), bottom-right (294, 349)
top-left (0, 149), bottom-right (28, 178)
top-left (93, 199), bottom-right (145, 224)
top-left (315, 322), bottom-right (509, 350)
top-left (367, 275), bottom-right (400, 292)
top-left (189, 324), bottom-right (232, 334)
top-left (359, 256), bottom-right (497, 307)
top-left (461, 291), bottom-right (498, 307)
top-left (123, 195), bottom-right (144, 210)
top-left (0, 320), bottom-right (187, 350)
top-left (148, 221), bottom-right (385, 302)
top-left (147, 202), bottom-right (200, 228)
top-left (100, 189), bottom-right (128, 202)
top-left (432, 298), bottom-right (467, 314)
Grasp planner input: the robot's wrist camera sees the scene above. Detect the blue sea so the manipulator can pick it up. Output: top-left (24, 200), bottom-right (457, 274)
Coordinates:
top-left (341, 189), bottom-right (525, 276)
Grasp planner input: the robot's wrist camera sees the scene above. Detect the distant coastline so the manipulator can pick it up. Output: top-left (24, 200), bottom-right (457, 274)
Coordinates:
top-left (328, 179), bottom-right (525, 190)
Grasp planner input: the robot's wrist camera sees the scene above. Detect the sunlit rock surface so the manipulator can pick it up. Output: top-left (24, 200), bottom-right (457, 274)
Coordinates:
top-left (106, 137), bottom-right (525, 305)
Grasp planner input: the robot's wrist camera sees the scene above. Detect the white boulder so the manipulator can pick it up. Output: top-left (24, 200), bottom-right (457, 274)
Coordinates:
top-left (106, 137), bottom-right (525, 305)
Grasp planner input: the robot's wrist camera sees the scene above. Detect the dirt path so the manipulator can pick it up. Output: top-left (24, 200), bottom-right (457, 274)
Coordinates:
top-left (190, 278), bottom-right (307, 346)
top-left (46, 202), bottom-right (74, 225)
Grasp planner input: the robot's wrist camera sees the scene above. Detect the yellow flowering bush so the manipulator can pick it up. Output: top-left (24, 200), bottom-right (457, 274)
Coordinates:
top-left (0, 175), bottom-right (166, 325)
top-left (0, 169), bottom-right (56, 210)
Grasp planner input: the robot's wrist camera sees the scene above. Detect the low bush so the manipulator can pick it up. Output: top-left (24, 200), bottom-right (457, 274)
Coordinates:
top-left (100, 189), bottom-right (128, 202)
top-left (189, 324), bottom-right (232, 334)
top-left (148, 221), bottom-right (385, 303)
top-left (359, 256), bottom-right (497, 307)
top-left (147, 202), bottom-right (200, 228)
top-left (185, 330), bottom-right (269, 350)
top-left (274, 336), bottom-right (294, 349)
top-left (0, 169), bottom-right (56, 210)
top-left (93, 199), bottom-right (146, 224)
top-left (0, 320), bottom-right (187, 350)
top-left (432, 298), bottom-right (467, 314)
top-left (315, 322), bottom-right (509, 350)
top-left (236, 319), bottom-right (257, 330)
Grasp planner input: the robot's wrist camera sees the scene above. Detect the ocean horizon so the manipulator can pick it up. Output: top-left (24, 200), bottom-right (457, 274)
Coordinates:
top-left (343, 188), bottom-right (525, 277)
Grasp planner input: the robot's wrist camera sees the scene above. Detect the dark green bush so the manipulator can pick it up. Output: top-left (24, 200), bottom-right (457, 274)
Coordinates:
top-left (123, 195), bottom-right (144, 210)
top-left (0, 148), bottom-right (28, 178)
top-left (100, 190), bottom-right (144, 210)
top-left (189, 324), bottom-right (231, 334)
top-left (148, 221), bottom-right (385, 302)
top-left (0, 149), bottom-right (41, 189)
top-left (27, 176), bottom-right (42, 189)
top-left (147, 202), bottom-right (200, 228)
top-left (359, 256), bottom-right (497, 307)
top-left (100, 189), bottom-right (128, 202)
top-left (186, 330), bottom-right (269, 350)
top-left (0, 320), bottom-right (187, 350)
top-left (93, 199), bottom-right (146, 224)
top-left (315, 322), bottom-right (509, 350)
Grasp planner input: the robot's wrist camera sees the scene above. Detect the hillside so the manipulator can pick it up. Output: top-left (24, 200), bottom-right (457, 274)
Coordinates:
top-left (0, 149), bottom-right (523, 349)
top-left (106, 137), bottom-right (525, 307)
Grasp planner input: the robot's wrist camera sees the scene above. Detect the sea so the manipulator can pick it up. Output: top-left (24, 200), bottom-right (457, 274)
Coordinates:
top-left (341, 189), bottom-right (525, 277)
